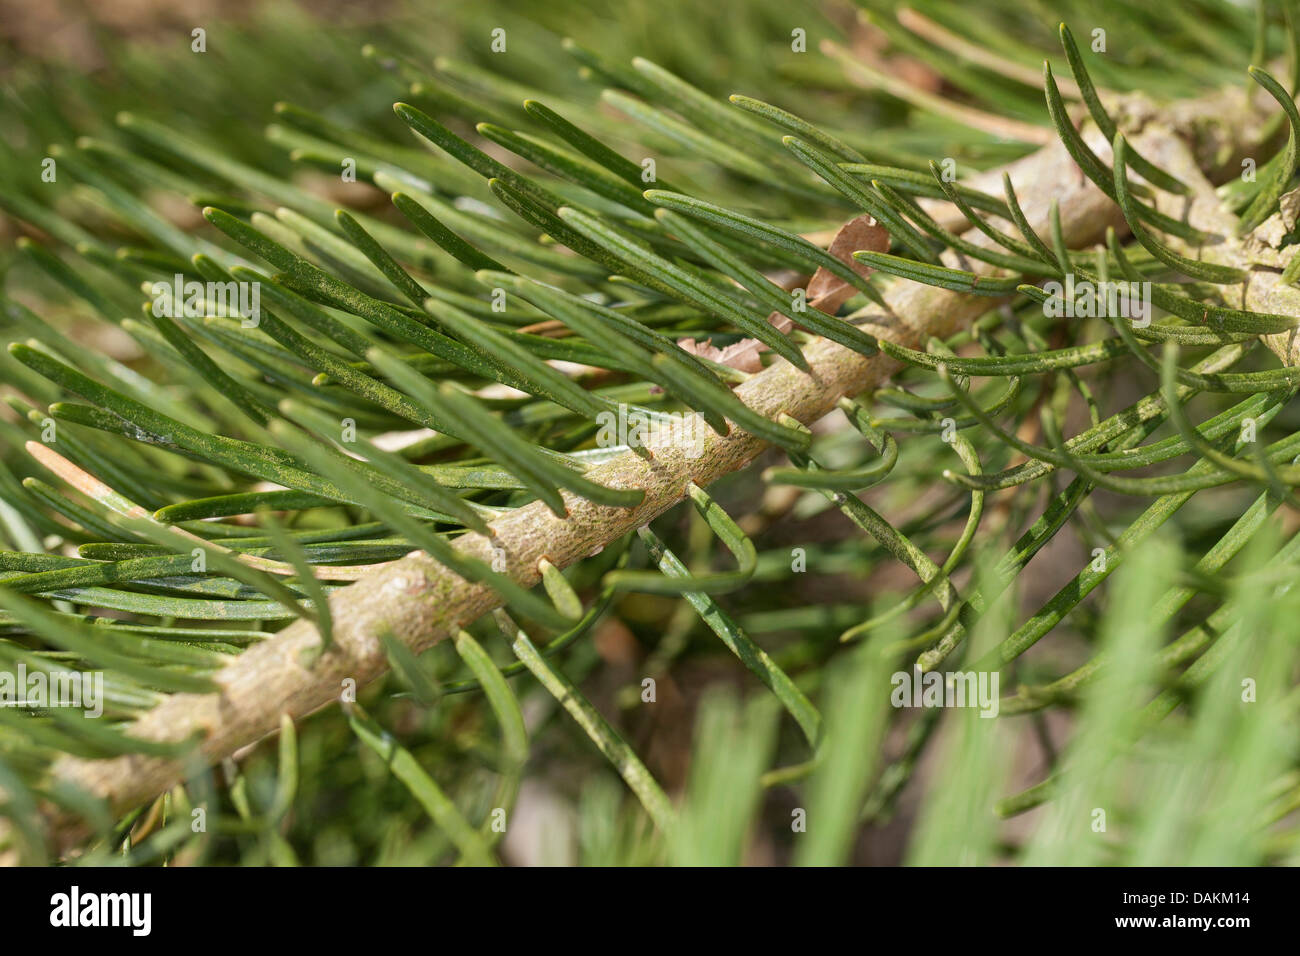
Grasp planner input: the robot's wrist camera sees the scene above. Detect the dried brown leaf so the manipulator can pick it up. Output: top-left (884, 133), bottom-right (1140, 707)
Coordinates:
top-left (806, 214), bottom-right (888, 313)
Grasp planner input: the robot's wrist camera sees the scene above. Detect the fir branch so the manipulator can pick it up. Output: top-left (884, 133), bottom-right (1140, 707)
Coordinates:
top-left (35, 83), bottom-right (1274, 848)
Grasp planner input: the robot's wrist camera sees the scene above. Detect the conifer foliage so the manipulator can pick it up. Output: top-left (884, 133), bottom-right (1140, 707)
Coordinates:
top-left (1, 0), bottom-right (1299, 865)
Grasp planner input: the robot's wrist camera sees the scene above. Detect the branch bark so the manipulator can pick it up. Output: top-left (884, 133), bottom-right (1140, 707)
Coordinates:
top-left (1138, 130), bottom-right (1300, 365)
